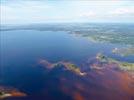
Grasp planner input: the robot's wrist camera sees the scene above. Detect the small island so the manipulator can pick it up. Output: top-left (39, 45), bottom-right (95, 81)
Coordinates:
top-left (38, 59), bottom-right (86, 76)
top-left (0, 86), bottom-right (26, 99)
top-left (95, 53), bottom-right (134, 75)
top-left (112, 47), bottom-right (134, 56)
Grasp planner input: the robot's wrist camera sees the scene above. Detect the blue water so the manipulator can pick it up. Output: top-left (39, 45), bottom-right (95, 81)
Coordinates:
top-left (0, 29), bottom-right (134, 99)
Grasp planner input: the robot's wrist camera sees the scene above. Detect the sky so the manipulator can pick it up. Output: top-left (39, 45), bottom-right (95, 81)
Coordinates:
top-left (1, 0), bottom-right (134, 24)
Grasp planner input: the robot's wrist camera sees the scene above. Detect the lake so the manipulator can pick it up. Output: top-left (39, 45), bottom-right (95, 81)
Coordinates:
top-left (0, 23), bottom-right (134, 100)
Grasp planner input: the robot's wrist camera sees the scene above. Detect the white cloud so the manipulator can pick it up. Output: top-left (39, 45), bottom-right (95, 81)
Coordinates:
top-left (110, 7), bottom-right (134, 15)
top-left (79, 11), bottom-right (96, 18)
top-left (1, 0), bottom-right (134, 24)
top-left (1, 1), bottom-right (54, 24)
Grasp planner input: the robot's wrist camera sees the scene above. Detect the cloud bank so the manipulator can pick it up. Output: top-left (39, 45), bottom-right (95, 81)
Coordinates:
top-left (1, 0), bottom-right (134, 24)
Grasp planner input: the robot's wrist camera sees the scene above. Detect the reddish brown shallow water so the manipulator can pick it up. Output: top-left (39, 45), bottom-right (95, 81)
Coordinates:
top-left (1, 57), bottom-right (134, 100)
